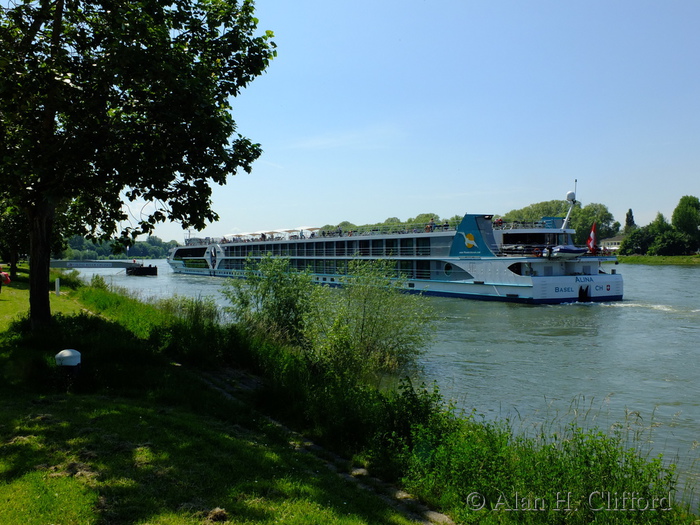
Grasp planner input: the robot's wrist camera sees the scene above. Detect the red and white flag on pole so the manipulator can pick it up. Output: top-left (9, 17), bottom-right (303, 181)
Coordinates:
top-left (587, 222), bottom-right (597, 254)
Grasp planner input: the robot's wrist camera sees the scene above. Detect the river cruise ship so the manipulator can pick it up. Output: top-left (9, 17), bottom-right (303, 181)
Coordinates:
top-left (167, 194), bottom-right (623, 304)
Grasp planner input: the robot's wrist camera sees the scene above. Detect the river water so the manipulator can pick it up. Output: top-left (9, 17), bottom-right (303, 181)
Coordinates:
top-left (73, 260), bottom-right (700, 496)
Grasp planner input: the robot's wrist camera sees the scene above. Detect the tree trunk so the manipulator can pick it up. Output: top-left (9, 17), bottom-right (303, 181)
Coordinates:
top-left (28, 202), bottom-right (55, 330)
top-left (7, 241), bottom-right (19, 281)
top-left (8, 247), bottom-right (19, 280)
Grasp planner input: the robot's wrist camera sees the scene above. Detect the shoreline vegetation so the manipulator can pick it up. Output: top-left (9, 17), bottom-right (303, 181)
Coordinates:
top-left (617, 255), bottom-right (700, 265)
top-left (1, 265), bottom-right (697, 524)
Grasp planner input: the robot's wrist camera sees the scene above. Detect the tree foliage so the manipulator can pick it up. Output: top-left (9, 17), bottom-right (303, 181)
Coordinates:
top-left (619, 227), bottom-right (655, 256)
top-left (647, 231), bottom-right (693, 256)
top-left (61, 235), bottom-right (178, 260)
top-left (0, 204), bottom-right (29, 278)
top-left (0, 0), bottom-right (276, 327)
top-left (671, 195), bottom-right (700, 250)
top-left (318, 214), bottom-right (458, 237)
top-left (570, 203), bottom-right (620, 245)
top-left (502, 199), bottom-right (620, 245)
top-left (501, 200), bottom-right (572, 222)
top-left (624, 209), bottom-right (637, 233)
top-left (619, 209), bottom-right (697, 256)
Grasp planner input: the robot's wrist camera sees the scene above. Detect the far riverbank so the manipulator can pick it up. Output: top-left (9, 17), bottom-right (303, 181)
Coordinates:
top-left (618, 254), bottom-right (700, 265)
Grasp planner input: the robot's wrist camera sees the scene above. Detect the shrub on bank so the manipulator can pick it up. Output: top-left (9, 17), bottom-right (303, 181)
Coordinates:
top-left (401, 418), bottom-right (684, 524)
top-left (235, 334), bottom-right (690, 523)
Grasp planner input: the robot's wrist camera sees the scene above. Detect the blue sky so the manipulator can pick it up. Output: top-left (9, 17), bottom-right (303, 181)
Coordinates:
top-left (148, 0), bottom-right (700, 242)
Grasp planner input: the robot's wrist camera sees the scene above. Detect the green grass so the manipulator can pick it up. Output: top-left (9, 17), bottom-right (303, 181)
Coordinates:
top-left (0, 389), bottom-right (418, 525)
top-left (618, 255), bottom-right (700, 265)
top-left (0, 280), bottom-right (419, 525)
top-left (0, 269), bottom-right (85, 331)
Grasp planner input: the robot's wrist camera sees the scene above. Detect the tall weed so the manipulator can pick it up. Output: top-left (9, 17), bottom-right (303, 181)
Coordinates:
top-left (400, 414), bottom-right (689, 523)
top-left (303, 259), bottom-right (435, 379)
top-left (50, 268), bottom-right (84, 290)
top-left (222, 256), bottom-right (314, 343)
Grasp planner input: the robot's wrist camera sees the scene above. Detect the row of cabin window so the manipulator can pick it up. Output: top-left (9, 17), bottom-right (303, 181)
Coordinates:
top-left (221, 238), bottom-right (441, 258)
top-left (215, 258), bottom-right (435, 279)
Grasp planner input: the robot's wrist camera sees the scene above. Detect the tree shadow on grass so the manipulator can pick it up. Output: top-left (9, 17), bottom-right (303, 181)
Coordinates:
top-left (1, 390), bottom-right (413, 524)
top-left (0, 315), bottom-right (414, 524)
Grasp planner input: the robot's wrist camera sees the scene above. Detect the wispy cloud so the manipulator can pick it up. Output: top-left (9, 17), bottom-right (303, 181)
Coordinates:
top-left (287, 123), bottom-right (405, 151)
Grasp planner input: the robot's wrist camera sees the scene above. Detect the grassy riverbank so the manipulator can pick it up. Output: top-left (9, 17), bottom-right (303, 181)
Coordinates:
top-left (0, 278), bottom-right (422, 524)
top-left (618, 255), bottom-right (700, 265)
top-left (0, 268), bottom-right (85, 328)
top-left (1, 274), bottom-right (697, 524)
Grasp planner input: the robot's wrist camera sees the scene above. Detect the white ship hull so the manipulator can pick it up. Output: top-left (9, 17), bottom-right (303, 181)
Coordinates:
top-left (167, 211), bottom-right (623, 304)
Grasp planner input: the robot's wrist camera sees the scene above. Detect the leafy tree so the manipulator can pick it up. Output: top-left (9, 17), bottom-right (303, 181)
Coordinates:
top-left (502, 200), bottom-right (574, 222)
top-left (409, 213), bottom-right (442, 230)
top-left (446, 214), bottom-right (463, 227)
top-left (648, 212), bottom-right (673, 238)
top-left (127, 242), bottom-right (158, 259)
top-left (503, 199), bottom-right (619, 245)
top-left (0, 0), bottom-right (276, 329)
top-left (619, 212), bottom-right (673, 255)
top-left (619, 227), bottom-right (654, 255)
top-left (61, 234), bottom-right (177, 259)
top-left (624, 209), bottom-right (637, 233)
top-left (319, 224), bottom-right (336, 233)
top-left (67, 235), bottom-right (90, 252)
top-left (570, 203), bottom-right (620, 245)
top-left (0, 203), bottom-right (28, 278)
top-left (337, 221), bottom-right (358, 232)
top-left (671, 195), bottom-right (700, 250)
top-left (648, 231), bottom-right (693, 256)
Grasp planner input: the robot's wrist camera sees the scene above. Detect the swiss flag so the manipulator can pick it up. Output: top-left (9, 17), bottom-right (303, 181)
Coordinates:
top-left (587, 222), bottom-right (597, 254)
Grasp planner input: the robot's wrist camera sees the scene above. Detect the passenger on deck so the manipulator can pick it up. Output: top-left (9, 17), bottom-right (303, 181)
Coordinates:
top-left (428, 218), bottom-right (435, 232)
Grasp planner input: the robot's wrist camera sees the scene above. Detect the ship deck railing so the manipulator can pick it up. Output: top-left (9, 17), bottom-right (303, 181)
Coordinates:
top-left (492, 219), bottom-right (565, 230)
top-left (497, 243), bottom-right (610, 258)
top-left (185, 222), bottom-right (459, 246)
top-left (182, 218), bottom-right (573, 247)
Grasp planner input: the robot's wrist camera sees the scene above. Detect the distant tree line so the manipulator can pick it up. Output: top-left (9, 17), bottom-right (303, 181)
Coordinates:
top-left (318, 212), bottom-right (464, 235)
top-left (619, 196), bottom-right (700, 256)
top-left (318, 201), bottom-right (620, 246)
top-left (314, 195), bottom-right (700, 257)
top-left (60, 235), bottom-right (179, 260)
top-left (500, 200), bottom-right (620, 245)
